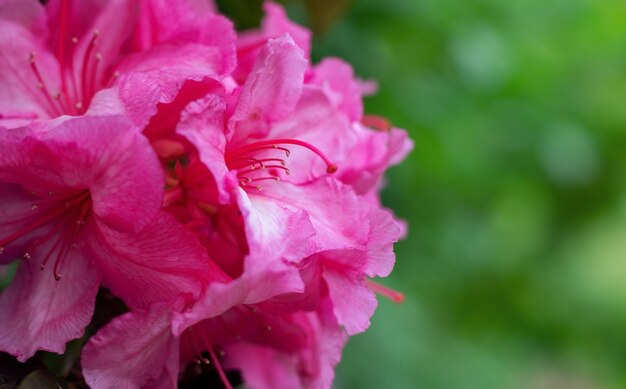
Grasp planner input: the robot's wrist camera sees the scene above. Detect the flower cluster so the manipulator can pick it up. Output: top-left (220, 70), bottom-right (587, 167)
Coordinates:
top-left (0, 1), bottom-right (412, 388)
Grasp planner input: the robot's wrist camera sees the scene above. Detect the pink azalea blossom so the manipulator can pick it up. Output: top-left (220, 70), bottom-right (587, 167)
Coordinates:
top-left (0, 116), bottom-right (212, 361)
top-left (180, 35), bottom-right (408, 333)
top-left (82, 293), bottom-right (345, 389)
top-left (0, 0), bottom-right (236, 128)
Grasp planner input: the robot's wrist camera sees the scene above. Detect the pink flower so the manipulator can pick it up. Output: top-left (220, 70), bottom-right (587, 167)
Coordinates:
top-left (82, 294), bottom-right (345, 389)
top-left (0, 116), bottom-right (211, 361)
top-left (203, 37), bottom-right (408, 332)
top-left (0, 0), bottom-right (236, 128)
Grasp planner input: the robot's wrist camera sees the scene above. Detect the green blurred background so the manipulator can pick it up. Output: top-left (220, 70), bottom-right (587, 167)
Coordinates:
top-left (220, 0), bottom-right (626, 388)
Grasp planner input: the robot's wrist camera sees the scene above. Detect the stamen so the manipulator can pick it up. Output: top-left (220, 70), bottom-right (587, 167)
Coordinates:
top-left (361, 115), bottom-right (391, 131)
top-left (227, 139), bottom-right (337, 192)
top-left (55, 0), bottom-right (70, 74)
top-left (0, 190), bottom-right (90, 280)
top-left (80, 31), bottom-right (99, 106)
top-left (226, 138), bottom-right (337, 175)
top-left (366, 280), bottom-right (405, 303)
top-left (208, 346), bottom-right (233, 389)
top-left (29, 53), bottom-right (62, 116)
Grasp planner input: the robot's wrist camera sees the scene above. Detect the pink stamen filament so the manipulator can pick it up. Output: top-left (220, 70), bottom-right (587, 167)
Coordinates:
top-left (56, 0), bottom-right (70, 76)
top-left (29, 53), bottom-right (62, 117)
top-left (80, 31), bottom-right (99, 110)
top-left (0, 191), bottom-right (88, 248)
top-left (366, 280), bottom-right (405, 303)
top-left (238, 164), bottom-right (290, 175)
top-left (227, 139), bottom-right (336, 171)
top-left (0, 191), bottom-right (90, 281)
top-left (208, 346), bottom-right (232, 389)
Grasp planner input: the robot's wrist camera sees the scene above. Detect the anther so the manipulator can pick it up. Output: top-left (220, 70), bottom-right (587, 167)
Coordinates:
top-left (22, 253), bottom-right (31, 260)
top-left (31, 204), bottom-right (38, 210)
top-left (0, 247), bottom-right (4, 254)
top-left (54, 273), bottom-right (62, 281)
top-left (266, 325), bottom-right (272, 332)
top-left (75, 102), bottom-right (83, 110)
top-left (29, 52), bottom-right (36, 63)
top-left (71, 36), bottom-right (78, 44)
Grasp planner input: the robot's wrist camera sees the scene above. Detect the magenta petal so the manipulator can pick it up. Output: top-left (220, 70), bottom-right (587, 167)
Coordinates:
top-left (0, 183), bottom-right (40, 263)
top-left (113, 42), bottom-right (234, 128)
top-left (323, 266), bottom-right (376, 335)
top-left (91, 212), bottom-right (211, 309)
top-left (225, 343), bottom-right (302, 389)
top-left (338, 124), bottom-right (414, 195)
top-left (176, 93), bottom-right (231, 203)
top-left (261, 1), bottom-right (311, 57)
top-left (46, 0), bottom-right (138, 74)
top-left (253, 178), bottom-right (370, 253)
top-left (235, 1), bottom-right (311, 82)
top-left (229, 35), bottom-right (307, 142)
top-left (0, 116), bottom-right (164, 234)
top-left (0, 0), bottom-right (46, 30)
top-left (261, 87), bottom-right (358, 184)
top-left (362, 208), bottom-right (400, 278)
top-left (0, 19), bottom-right (58, 127)
top-left (82, 303), bottom-right (178, 389)
top-left (172, 256), bottom-right (303, 336)
top-left (308, 58), bottom-right (363, 122)
top-left (0, 245), bottom-right (99, 362)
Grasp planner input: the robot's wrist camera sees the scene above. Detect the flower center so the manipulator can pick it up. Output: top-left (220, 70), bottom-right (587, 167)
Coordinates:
top-left (26, 0), bottom-right (118, 117)
top-left (224, 138), bottom-right (338, 190)
top-left (0, 189), bottom-right (92, 280)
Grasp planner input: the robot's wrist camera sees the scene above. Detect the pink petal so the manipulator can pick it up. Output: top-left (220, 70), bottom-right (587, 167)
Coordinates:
top-left (323, 265), bottom-right (377, 335)
top-left (0, 183), bottom-right (41, 263)
top-left (132, 0), bottom-right (233, 59)
top-left (0, 19), bottom-right (58, 127)
top-left (236, 1), bottom-right (311, 82)
top-left (308, 58), bottom-right (363, 122)
top-left (0, 242), bottom-right (100, 362)
top-left (225, 343), bottom-right (302, 389)
top-left (260, 86), bottom-right (358, 184)
top-left (0, 116), bottom-right (164, 234)
top-left (176, 93), bottom-right (231, 203)
top-left (90, 211), bottom-right (212, 309)
top-left (46, 0), bottom-right (138, 75)
top-left (252, 178), bottom-right (370, 253)
top-left (261, 1), bottom-right (311, 57)
top-left (82, 302), bottom-right (178, 389)
top-left (229, 35), bottom-right (307, 142)
top-left (338, 124), bottom-right (413, 195)
top-left (172, 251), bottom-right (304, 335)
top-left (0, 0), bottom-right (46, 31)
top-left (234, 178), bottom-right (317, 264)
top-left (361, 208), bottom-right (400, 278)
